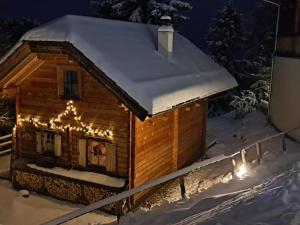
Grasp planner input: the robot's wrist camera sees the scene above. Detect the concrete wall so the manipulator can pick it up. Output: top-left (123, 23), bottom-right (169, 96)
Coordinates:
top-left (270, 56), bottom-right (300, 141)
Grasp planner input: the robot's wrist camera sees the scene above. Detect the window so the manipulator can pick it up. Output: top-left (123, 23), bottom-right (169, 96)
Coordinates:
top-left (57, 66), bottom-right (81, 100)
top-left (45, 133), bottom-right (55, 152)
top-left (63, 71), bottom-right (79, 99)
top-left (78, 138), bottom-right (116, 172)
top-left (36, 131), bottom-right (62, 157)
top-left (87, 140), bottom-right (107, 167)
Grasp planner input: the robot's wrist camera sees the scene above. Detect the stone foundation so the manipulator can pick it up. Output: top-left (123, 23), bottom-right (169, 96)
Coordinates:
top-left (12, 169), bottom-right (127, 215)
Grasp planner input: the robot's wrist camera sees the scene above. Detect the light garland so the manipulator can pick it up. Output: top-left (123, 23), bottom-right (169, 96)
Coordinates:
top-left (17, 100), bottom-right (113, 139)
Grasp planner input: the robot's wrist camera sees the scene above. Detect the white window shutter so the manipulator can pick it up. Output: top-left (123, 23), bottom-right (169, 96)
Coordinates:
top-left (54, 135), bottom-right (62, 156)
top-left (36, 132), bottom-right (42, 153)
top-left (78, 139), bottom-right (86, 167)
top-left (106, 143), bottom-right (117, 173)
top-left (42, 133), bottom-right (47, 151)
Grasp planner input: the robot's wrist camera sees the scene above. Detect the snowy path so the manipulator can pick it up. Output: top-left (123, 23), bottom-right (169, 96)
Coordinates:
top-left (0, 180), bottom-right (117, 225)
top-left (0, 154), bottom-right (10, 177)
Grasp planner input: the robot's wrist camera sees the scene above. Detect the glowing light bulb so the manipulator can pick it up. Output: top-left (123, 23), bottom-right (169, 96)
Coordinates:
top-left (235, 164), bottom-right (248, 179)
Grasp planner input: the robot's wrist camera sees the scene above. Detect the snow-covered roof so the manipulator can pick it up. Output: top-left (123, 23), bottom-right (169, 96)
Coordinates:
top-left (2, 15), bottom-right (237, 117)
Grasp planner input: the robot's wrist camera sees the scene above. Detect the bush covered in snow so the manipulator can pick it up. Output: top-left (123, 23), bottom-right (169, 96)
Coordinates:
top-left (230, 90), bottom-right (258, 118)
top-left (251, 80), bottom-right (270, 102)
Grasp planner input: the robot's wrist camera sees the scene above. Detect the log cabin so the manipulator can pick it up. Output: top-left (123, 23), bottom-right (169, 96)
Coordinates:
top-left (0, 15), bottom-right (237, 213)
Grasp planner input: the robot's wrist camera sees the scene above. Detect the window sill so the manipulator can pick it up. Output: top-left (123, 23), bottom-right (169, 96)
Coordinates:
top-left (60, 95), bottom-right (80, 101)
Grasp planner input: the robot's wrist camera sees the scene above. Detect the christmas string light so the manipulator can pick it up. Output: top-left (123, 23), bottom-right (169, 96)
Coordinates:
top-left (17, 100), bottom-right (113, 139)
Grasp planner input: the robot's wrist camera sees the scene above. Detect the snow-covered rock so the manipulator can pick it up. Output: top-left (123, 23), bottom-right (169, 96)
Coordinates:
top-left (19, 189), bottom-right (30, 198)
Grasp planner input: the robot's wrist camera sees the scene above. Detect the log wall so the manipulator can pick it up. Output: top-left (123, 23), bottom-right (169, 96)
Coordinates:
top-left (17, 54), bottom-right (130, 177)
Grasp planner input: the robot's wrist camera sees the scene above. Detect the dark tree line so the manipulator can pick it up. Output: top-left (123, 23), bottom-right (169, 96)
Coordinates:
top-left (206, 2), bottom-right (277, 117)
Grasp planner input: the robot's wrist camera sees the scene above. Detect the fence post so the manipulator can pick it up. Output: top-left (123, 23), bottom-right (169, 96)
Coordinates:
top-left (256, 142), bottom-right (262, 164)
top-left (179, 176), bottom-right (186, 199)
top-left (231, 158), bottom-right (236, 171)
top-left (241, 149), bottom-right (247, 164)
top-left (282, 134), bottom-right (287, 151)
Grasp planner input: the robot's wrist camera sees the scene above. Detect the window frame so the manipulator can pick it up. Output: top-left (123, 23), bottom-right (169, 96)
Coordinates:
top-left (86, 137), bottom-right (111, 169)
top-left (57, 65), bottom-right (82, 100)
top-left (78, 136), bottom-right (116, 174)
top-left (36, 129), bottom-right (62, 155)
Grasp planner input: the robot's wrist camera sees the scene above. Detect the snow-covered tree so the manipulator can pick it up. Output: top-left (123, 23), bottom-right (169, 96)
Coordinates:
top-left (230, 90), bottom-right (258, 118)
top-left (0, 98), bottom-right (15, 135)
top-left (90, 0), bottom-right (192, 25)
top-left (251, 80), bottom-right (270, 102)
top-left (206, 3), bottom-right (245, 77)
top-left (0, 18), bottom-right (37, 134)
top-left (0, 18), bottom-right (39, 57)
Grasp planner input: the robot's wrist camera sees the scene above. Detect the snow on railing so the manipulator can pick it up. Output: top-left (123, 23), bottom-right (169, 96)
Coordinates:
top-left (41, 125), bottom-right (300, 225)
top-left (0, 133), bottom-right (12, 156)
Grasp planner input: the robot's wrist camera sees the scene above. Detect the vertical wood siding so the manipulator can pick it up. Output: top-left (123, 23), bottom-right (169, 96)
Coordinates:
top-left (177, 99), bottom-right (207, 168)
top-left (132, 99), bottom-right (207, 204)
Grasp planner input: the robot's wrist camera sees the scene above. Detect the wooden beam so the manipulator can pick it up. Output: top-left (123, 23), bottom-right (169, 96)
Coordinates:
top-left (0, 134), bottom-right (12, 141)
top-left (1, 86), bottom-right (18, 97)
top-left (3, 55), bottom-right (44, 88)
top-left (0, 53), bottom-right (37, 87)
top-left (0, 43), bottom-right (31, 82)
top-left (15, 58), bottom-right (44, 86)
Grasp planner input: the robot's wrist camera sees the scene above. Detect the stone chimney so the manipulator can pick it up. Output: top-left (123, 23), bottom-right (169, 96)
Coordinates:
top-left (158, 16), bottom-right (174, 60)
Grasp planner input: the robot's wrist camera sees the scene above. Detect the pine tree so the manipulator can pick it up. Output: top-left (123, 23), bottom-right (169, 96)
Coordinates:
top-left (239, 3), bottom-right (276, 81)
top-left (0, 18), bottom-right (38, 134)
top-left (90, 0), bottom-right (192, 25)
top-left (206, 3), bottom-right (245, 78)
top-left (0, 18), bottom-right (39, 57)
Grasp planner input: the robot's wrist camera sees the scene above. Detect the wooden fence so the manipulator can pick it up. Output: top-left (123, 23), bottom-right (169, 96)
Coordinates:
top-left (0, 133), bottom-right (12, 156)
top-left (41, 126), bottom-right (300, 225)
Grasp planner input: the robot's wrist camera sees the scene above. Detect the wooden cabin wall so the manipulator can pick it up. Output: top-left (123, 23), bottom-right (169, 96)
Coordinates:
top-left (132, 110), bottom-right (175, 203)
top-left (17, 54), bottom-right (130, 177)
top-left (177, 99), bottom-right (208, 168)
top-left (132, 99), bottom-right (207, 204)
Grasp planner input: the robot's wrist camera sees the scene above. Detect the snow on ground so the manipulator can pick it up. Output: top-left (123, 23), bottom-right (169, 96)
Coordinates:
top-left (118, 111), bottom-right (300, 225)
top-left (0, 179), bottom-right (117, 225)
top-left (0, 154), bottom-right (10, 177)
top-left (27, 163), bottom-right (126, 188)
top-left (207, 111), bottom-right (277, 156)
top-left (120, 138), bottom-right (300, 225)
top-left (185, 162), bottom-right (300, 225)
top-left (142, 111), bottom-right (276, 209)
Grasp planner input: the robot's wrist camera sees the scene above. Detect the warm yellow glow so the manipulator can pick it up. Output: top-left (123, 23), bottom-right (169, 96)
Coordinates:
top-left (17, 100), bottom-right (113, 139)
top-left (235, 164), bottom-right (248, 179)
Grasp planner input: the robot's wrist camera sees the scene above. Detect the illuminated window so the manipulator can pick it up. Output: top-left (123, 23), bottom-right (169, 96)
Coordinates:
top-left (87, 139), bottom-right (107, 167)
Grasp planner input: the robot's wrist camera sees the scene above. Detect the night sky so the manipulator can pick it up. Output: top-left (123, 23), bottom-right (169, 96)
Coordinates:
top-left (0, 0), bottom-right (266, 49)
